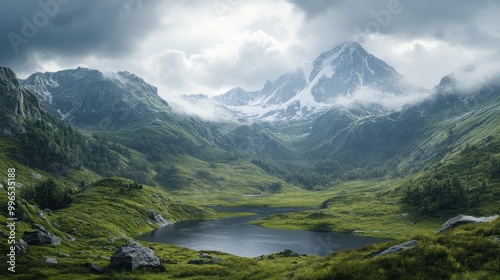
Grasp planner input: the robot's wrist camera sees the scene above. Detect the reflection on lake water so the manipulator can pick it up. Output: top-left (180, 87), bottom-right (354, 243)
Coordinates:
top-left (137, 206), bottom-right (390, 257)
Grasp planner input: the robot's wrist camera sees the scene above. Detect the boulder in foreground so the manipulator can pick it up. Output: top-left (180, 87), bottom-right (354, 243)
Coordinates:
top-left (365, 240), bottom-right (418, 259)
top-left (109, 243), bottom-right (165, 271)
top-left (22, 230), bottom-right (61, 245)
top-left (438, 214), bottom-right (498, 232)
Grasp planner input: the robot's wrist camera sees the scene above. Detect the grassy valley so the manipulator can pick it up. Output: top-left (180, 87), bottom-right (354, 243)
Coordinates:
top-left (1, 174), bottom-right (498, 280)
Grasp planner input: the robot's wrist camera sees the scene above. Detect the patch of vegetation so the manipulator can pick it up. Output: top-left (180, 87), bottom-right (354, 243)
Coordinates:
top-left (401, 174), bottom-right (467, 215)
top-left (21, 178), bottom-right (73, 210)
top-left (291, 219), bottom-right (500, 280)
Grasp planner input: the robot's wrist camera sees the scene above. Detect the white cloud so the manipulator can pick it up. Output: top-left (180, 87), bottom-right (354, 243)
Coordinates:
top-left (142, 29), bottom-right (300, 99)
top-left (6, 0), bottom-right (500, 106)
top-left (168, 95), bottom-right (239, 123)
top-left (335, 85), bottom-right (431, 111)
top-left (362, 36), bottom-right (485, 89)
top-left (442, 57), bottom-right (500, 95)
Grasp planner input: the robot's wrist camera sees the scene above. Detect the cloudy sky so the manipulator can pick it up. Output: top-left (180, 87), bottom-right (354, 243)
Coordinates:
top-left (1, 0), bottom-right (499, 100)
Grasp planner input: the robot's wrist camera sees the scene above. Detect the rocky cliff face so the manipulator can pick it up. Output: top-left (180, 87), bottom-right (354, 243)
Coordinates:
top-left (0, 65), bottom-right (44, 135)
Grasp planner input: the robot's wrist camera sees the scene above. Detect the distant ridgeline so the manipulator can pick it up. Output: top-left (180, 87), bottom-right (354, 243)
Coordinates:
top-left (1, 41), bottom-right (500, 192)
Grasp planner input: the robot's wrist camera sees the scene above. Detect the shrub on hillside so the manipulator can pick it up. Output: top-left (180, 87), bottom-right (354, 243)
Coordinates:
top-left (22, 178), bottom-right (73, 210)
top-left (401, 174), bottom-right (467, 215)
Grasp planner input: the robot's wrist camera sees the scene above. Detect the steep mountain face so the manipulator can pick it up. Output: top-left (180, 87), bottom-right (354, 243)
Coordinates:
top-left (299, 41), bottom-right (407, 103)
top-left (0, 65), bottom-right (130, 175)
top-left (0, 65), bottom-right (46, 135)
top-left (211, 41), bottom-right (424, 122)
top-left (21, 67), bottom-right (171, 130)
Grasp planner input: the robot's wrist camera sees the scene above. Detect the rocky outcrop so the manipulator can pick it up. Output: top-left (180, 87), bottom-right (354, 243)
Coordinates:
top-left (15, 239), bottom-right (28, 254)
top-left (147, 209), bottom-right (169, 226)
top-left (22, 230), bottom-right (61, 245)
top-left (438, 214), bottom-right (498, 232)
top-left (364, 240), bottom-right (418, 259)
top-left (0, 65), bottom-right (43, 135)
top-left (109, 243), bottom-right (164, 271)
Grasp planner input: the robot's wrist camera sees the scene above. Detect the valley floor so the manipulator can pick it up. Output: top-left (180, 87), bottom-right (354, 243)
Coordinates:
top-left (174, 179), bottom-right (443, 240)
top-left (1, 178), bottom-right (498, 279)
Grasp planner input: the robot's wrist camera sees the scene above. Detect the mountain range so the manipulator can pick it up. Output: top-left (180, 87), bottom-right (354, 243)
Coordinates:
top-left (8, 41), bottom-right (500, 188)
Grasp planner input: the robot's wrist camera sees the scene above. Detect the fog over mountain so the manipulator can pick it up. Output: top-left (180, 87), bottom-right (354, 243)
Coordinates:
top-left (437, 55), bottom-right (500, 96)
top-left (177, 41), bottom-right (430, 122)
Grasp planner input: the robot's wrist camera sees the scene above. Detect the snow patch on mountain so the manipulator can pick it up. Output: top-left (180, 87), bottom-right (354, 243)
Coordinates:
top-left (22, 73), bottom-right (59, 104)
top-left (206, 41), bottom-right (427, 122)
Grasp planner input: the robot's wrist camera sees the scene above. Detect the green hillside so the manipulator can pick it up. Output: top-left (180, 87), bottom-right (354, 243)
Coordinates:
top-left (1, 178), bottom-right (498, 279)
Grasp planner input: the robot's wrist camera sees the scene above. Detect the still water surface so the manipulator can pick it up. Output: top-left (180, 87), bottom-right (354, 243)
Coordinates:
top-left (137, 206), bottom-right (389, 257)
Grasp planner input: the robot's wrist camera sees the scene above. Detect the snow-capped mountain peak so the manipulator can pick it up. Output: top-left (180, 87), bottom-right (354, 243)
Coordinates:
top-left (204, 41), bottom-right (426, 122)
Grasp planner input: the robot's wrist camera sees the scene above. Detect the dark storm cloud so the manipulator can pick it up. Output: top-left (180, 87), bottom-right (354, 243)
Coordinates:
top-left (288, 0), bottom-right (500, 48)
top-left (0, 0), bottom-right (164, 74)
top-left (287, 0), bottom-right (340, 18)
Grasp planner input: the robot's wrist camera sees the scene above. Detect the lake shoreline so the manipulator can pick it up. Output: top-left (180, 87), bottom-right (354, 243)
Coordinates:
top-left (137, 206), bottom-right (390, 258)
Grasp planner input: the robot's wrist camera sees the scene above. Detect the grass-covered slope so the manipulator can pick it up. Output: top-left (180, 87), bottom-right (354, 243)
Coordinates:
top-left (0, 177), bottom-right (214, 279)
top-left (1, 177), bottom-right (498, 279)
top-left (249, 179), bottom-right (443, 240)
top-left (292, 218), bottom-right (500, 280)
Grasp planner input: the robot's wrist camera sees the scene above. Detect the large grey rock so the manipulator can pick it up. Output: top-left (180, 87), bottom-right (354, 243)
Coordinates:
top-left (110, 243), bottom-right (165, 271)
top-left (15, 239), bottom-right (28, 254)
top-left (22, 230), bottom-right (61, 245)
top-left (438, 214), bottom-right (498, 232)
top-left (365, 240), bottom-right (418, 258)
